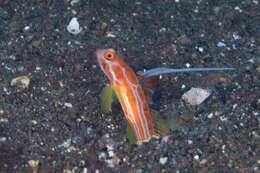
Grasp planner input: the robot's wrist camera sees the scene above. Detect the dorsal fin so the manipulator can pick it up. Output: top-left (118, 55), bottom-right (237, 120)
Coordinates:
top-left (138, 75), bottom-right (160, 103)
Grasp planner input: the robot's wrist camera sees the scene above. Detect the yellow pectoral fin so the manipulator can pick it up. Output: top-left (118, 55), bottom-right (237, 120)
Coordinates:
top-left (150, 109), bottom-right (170, 137)
top-left (100, 84), bottom-right (117, 114)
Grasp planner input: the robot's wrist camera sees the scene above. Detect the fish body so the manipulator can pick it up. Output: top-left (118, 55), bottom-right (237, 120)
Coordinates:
top-left (96, 49), bottom-right (154, 143)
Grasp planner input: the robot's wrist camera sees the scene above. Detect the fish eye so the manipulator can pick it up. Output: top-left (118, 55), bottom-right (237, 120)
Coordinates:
top-left (104, 51), bottom-right (115, 61)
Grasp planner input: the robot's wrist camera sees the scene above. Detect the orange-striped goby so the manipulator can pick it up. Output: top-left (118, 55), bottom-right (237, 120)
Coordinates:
top-left (96, 48), bottom-right (154, 144)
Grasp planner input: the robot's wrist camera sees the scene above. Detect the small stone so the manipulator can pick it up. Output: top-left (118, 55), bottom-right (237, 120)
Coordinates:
top-left (187, 139), bottom-right (193, 144)
top-left (207, 112), bottom-right (214, 119)
top-left (256, 66), bottom-right (260, 72)
top-left (233, 33), bottom-right (241, 40)
top-left (217, 42), bottom-right (226, 47)
top-left (200, 158), bottom-right (207, 164)
top-left (31, 120), bottom-right (38, 125)
top-left (58, 80), bottom-right (64, 88)
top-left (194, 155), bottom-right (200, 160)
top-left (136, 169), bottom-right (143, 173)
top-left (0, 118), bottom-right (8, 123)
top-left (198, 47), bottom-right (204, 52)
top-left (17, 65), bottom-right (25, 72)
top-left (159, 157), bottom-right (168, 165)
top-left (64, 102), bottom-right (73, 108)
top-left (82, 168), bottom-right (88, 173)
top-left (28, 160), bottom-right (39, 173)
top-left (106, 32), bottom-right (116, 38)
top-left (0, 137), bottom-right (7, 143)
top-left (0, 109), bottom-right (4, 114)
top-left (182, 88), bottom-right (211, 106)
top-left (67, 17), bottom-right (82, 35)
top-left (70, 0), bottom-right (80, 6)
top-left (24, 26), bottom-right (30, 31)
top-left (32, 40), bottom-right (41, 48)
top-left (10, 75), bottom-right (30, 88)
top-left (185, 63), bottom-right (191, 68)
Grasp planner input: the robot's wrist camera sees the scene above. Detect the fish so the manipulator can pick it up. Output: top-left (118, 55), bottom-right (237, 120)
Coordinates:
top-left (96, 48), bottom-right (234, 144)
top-left (96, 49), bottom-right (155, 144)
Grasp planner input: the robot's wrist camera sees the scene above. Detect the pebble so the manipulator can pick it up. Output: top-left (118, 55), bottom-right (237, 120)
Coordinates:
top-left (106, 32), bottom-right (116, 38)
top-left (70, 0), bottom-right (80, 6)
top-left (64, 102), bottom-right (73, 108)
top-left (194, 155), bottom-right (200, 160)
top-left (159, 157), bottom-right (168, 165)
top-left (17, 65), bottom-right (25, 72)
top-left (233, 33), bottom-right (241, 40)
top-left (0, 137), bottom-right (7, 143)
top-left (185, 63), bottom-right (191, 68)
top-left (136, 169), bottom-right (143, 173)
top-left (67, 17), bottom-right (82, 35)
top-left (24, 26), bottom-right (30, 31)
top-left (32, 40), bottom-right (41, 48)
top-left (207, 112), bottom-right (214, 119)
top-left (217, 42), bottom-right (226, 47)
top-left (256, 66), bottom-right (260, 72)
top-left (200, 158), bottom-right (207, 164)
top-left (182, 88), bottom-right (211, 106)
top-left (28, 160), bottom-right (39, 173)
top-left (198, 47), bottom-right (204, 52)
top-left (0, 116), bottom-right (8, 123)
top-left (10, 75), bottom-right (30, 88)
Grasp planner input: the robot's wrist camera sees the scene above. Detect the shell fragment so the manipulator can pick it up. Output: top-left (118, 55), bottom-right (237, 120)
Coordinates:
top-left (182, 87), bottom-right (211, 105)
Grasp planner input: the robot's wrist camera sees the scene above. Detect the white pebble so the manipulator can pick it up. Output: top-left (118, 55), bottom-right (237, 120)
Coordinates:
top-left (233, 33), bottom-right (241, 40)
top-left (194, 155), bottom-right (200, 160)
top-left (217, 42), bottom-right (226, 47)
top-left (70, 0), bottom-right (80, 5)
top-left (67, 17), bottom-right (82, 35)
top-left (207, 112), bottom-right (214, 119)
top-left (106, 32), bottom-right (116, 38)
top-left (64, 102), bottom-right (73, 108)
top-left (159, 157), bottom-right (168, 165)
top-left (187, 139), bottom-right (193, 144)
top-left (198, 47), bottom-right (204, 52)
top-left (0, 137), bottom-right (7, 142)
top-left (185, 63), bottom-right (191, 68)
top-left (0, 118), bottom-right (8, 123)
top-left (24, 26), bottom-right (30, 31)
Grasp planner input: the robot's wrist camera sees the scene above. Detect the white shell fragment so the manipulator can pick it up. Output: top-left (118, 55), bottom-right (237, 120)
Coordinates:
top-left (70, 0), bottom-right (80, 6)
top-left (159, 157), bottom-right (168, 165)
top-left (28, 160), bottom-right (39, 173)
top-left (10, 75), bottom-right (30, 88)
top-left (182, 87), bottom-right (211, 106)
top-left (67, 17), bottom-right (82, 35)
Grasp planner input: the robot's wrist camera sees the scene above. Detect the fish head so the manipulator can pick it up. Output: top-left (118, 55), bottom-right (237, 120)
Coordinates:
top-left (96, 48), bottom-right (126, 84)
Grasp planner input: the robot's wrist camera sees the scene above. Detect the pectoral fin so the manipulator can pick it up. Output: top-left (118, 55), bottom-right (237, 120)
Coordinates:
top-left (100, 84), bottom-right (117, 114)
top-left (126, 123), bottom-right (137, 145)
top-left (150, 109), bottom-right (170, 137)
